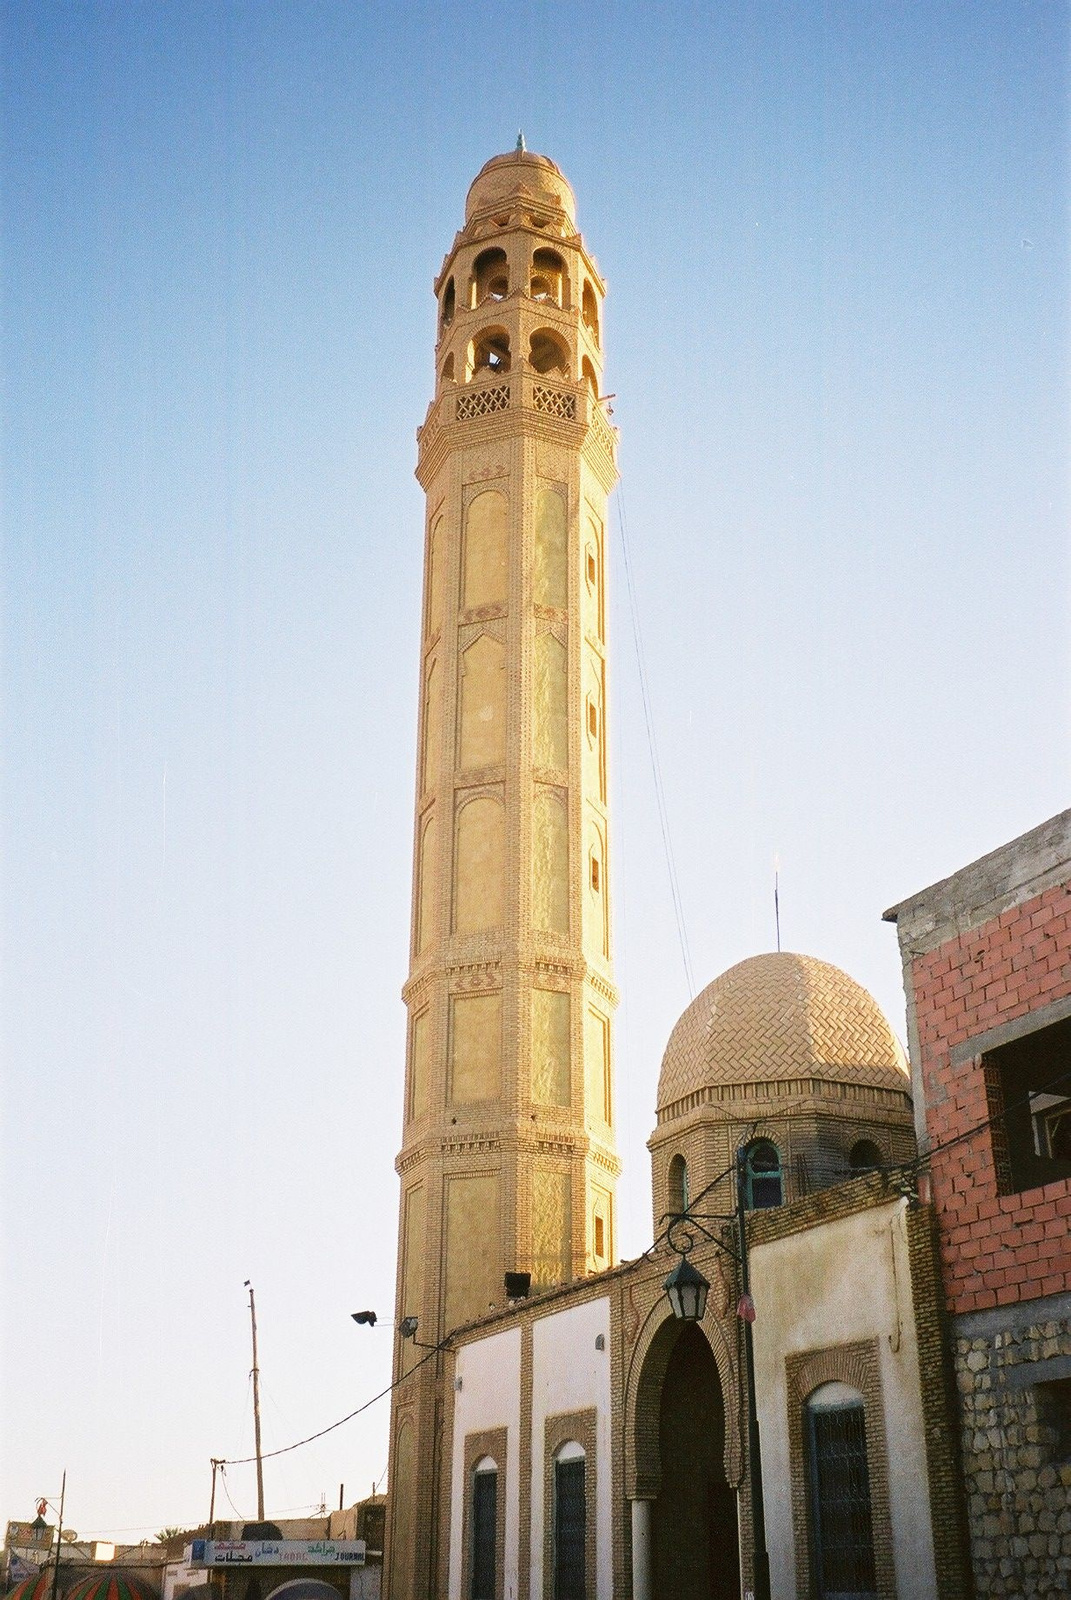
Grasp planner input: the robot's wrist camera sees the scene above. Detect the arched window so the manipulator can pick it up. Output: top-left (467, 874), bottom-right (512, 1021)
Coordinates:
top-left (472, 328), bottom-right (511, 376)
top-left (530, 247), bottom-right (566, 306)
top-left (582, 281), bottom-right (599, 344)
top-left (668, 1153), bottom-right (689, 1214)
top-left (849, 1139), bottom-right (883, 1173)
top-left (441, 353), bottom-right (455, 384)
top-left (744, 1140), bottom-right (783, 1209)
top-left (470, 1456), bottom-right (498, 1600)
top-left (581, 357), bottom-right (598, 398)
top-left (473, 248), bottom-right (509, 304)
top-left (805, 1383), bottom-right (876, 1599)
top-left (440, 278), bottom-right (455, 331)
top-left (529, 329), bottom-right (569, 376)
top-left (553, 1442), bottom-right (586, 1600)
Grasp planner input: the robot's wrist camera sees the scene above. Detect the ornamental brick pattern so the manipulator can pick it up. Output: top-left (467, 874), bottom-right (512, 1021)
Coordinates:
top-left (386, 149), bottom-right (621, 1600)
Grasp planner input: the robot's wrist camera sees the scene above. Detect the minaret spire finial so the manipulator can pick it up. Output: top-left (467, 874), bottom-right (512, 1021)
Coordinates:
top-left (516, 129), bottom-right (526, 152)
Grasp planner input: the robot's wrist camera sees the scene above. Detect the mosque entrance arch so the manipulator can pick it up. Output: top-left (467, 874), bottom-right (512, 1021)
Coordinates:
top-left (631, 1314), bottom-right (740, 1600)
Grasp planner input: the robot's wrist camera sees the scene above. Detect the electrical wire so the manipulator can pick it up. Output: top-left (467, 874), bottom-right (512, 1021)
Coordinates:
top-left (615, 483), bottom-right (695, 998)
top-left (211, 1071), bottom-right (1069, 1473)
top-left (217, 1340), bottom-right (441, 1467)
top-left (219, 1467), bottom-right (246, 1523)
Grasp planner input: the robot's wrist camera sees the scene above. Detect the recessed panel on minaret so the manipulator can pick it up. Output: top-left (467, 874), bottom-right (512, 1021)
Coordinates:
top-left (387, 147), bottom-right (622, 1600)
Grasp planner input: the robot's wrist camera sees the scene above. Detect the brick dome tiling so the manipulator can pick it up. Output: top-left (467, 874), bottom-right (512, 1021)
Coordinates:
top-left (63, 1574), bottom-right (158, 1600)
top-left (656, 952), bottom-right (909, 1116)
top-left (465, 151), bottom-right (576, 224)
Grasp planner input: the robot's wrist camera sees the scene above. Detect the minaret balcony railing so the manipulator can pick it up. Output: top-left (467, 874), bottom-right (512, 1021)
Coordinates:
top-left (418, 369), bottom-right (616, 468)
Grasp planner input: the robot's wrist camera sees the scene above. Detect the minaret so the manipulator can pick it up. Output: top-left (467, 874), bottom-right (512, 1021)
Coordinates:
top-left (385, 147), bottom-right (620, 1599)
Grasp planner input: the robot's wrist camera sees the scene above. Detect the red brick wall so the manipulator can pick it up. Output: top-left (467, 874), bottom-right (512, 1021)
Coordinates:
top-left (908, 883), bottom-right (1071, 1314)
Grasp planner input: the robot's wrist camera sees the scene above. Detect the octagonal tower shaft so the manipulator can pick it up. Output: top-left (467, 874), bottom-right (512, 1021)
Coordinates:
top-left (386, 152), bottom-right (620, 1600)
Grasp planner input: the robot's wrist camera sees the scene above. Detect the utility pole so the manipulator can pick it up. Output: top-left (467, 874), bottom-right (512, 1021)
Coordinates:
top-left (50, 1473), bottom-right (66, 1600)
top-left (244, 1281), bottom-right (265, 1520)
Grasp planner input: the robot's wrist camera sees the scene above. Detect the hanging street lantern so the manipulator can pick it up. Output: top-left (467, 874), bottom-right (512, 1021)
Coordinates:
top-left (662, 1254), bottom-right (711, 1322)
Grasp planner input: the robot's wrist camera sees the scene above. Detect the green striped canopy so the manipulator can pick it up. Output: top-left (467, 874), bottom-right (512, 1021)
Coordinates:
top-left (5, 1572), bottom-right (58, 1600)
top-left (64, 1575), bottom-right (158, 1600)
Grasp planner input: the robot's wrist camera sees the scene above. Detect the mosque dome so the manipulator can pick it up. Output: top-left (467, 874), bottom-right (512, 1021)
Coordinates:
top-left (64, 1574), bottom-right (158, 1600)
top-left (657, 952), bottom-right (909, 1117)
top-left (465, 148), bottom-right (576, 225)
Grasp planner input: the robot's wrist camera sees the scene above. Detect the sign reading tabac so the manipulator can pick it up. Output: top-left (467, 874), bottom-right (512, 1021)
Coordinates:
top-left (192, 1541), bottom-right (366, 1568)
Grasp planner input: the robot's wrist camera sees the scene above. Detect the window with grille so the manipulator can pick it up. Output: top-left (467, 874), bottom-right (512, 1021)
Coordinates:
top-left (805, 1384), bottom-right (877, 1600)
top-left (744, 1140), bottom-right (783, 1209)
top-left (470, 1461), bottom-right (497, 1600)
top-left (554, 1450), bottom-right (586, 1600)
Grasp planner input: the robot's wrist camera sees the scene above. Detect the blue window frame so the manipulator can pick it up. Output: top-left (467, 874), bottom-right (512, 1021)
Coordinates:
top-left (805, 1386), bottom-right (877, 1600)
top-left (744, 1140), bottom-right (783, 1209)
top-left (471, 1463), bottom-right (497, 1600)
top-left (554, 1453), bottom-right (586, 1600)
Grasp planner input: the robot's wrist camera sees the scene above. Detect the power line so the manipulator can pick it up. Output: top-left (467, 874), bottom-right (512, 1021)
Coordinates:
top-left (615, 484), bottom-right (695, 999)
top-left (213, 1073), bottom-right (1069, 1472)
top-left (217, 1341), bottom-right (441, 1467)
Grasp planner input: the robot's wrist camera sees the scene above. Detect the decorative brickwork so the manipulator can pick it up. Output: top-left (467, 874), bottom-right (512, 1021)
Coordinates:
top-left (541, 1408), bottom-right (597, 1600)
top-left (905, 1203), bottom-right (974, 1599)
top-left (532, 384), bottom-right (576, 421)
top-left (457, 383), bottom-right (510, 421)
top-left (388, 147), bottom-right (620, 1600)
top-left (785, 1339), bottom-right (896, 1600)
top-left (459, 1427), bottom-right (508, 1600)
top-left (649, 954), bottom-right (916, 1235)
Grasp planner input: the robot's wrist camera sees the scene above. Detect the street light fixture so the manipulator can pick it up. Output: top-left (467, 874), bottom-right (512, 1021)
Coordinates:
top-left (662, 1255), bottom-right (710, 1323)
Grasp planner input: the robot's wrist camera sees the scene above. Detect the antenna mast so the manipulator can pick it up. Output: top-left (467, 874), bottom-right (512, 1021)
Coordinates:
top-left (245, 1281), bottom-right (266, 1520)
top-left (774, 858), bottom-right (781, 953)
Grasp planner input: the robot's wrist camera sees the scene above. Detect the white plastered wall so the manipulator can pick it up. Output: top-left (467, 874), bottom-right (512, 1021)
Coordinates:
top-left (448, 1325), bottom-right (522, 1600)
top-left (750, 1197), bottom-right (938, 1600)
top-left (530, 1296), bottom-right (612, 1600)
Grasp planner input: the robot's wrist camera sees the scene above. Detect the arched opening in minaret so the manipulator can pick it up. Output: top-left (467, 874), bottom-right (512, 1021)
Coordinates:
top-left (530, 247), bottom-right (565, 306)
top-left (668, 1152), bottom-right (689, 1214)
top-left (529, 328), bottom-right (570, 377)
top-left (440, 276), bottom-right (455, 330)
top-left (634, 1320), bottom-right (741, 1600)
top-left (471, 327), bottom-right (511, 376)
top-left (581, 356), bottom-right (599, 398)
top-left (472, 247), bottom-right (509, 305)
top-left (582, 280), bottom-right (600, 344)
top-left (440, 352), bottom-right (455, 384)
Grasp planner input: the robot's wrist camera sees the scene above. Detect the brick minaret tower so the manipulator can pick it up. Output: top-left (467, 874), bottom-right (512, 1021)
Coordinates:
top-left (385, 145), bottom-right (620, 1599)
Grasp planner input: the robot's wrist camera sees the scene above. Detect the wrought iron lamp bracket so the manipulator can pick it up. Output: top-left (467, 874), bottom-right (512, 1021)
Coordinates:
top-left (663, 1210), bottom-right (739, 1263)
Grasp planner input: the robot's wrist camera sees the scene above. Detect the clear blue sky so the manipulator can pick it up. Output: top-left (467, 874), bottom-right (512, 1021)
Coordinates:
top-left (3, 0), bottom-right (1068, 1540)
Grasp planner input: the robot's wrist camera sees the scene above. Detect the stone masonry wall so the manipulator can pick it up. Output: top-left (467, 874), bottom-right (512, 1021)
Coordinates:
top-left (954, 1291), bottom-right (1071, 1598)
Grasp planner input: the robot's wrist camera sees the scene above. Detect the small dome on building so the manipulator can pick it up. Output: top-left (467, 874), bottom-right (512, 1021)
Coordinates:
top-left (6, 1574), bottom-right (61, 1600)
top-left (657, 951), bottom-right (908, 1115)
top-left (465, 151), bottom-right (576, 225)
top-left (64, 1575), bottom-right (158, 1600)
top-left (263, 1584), bottom-right (343, 1600)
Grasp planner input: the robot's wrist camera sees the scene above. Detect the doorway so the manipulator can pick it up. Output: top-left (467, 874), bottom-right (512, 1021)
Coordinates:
top-left (652, 1322), bottom-right (740, 1600)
